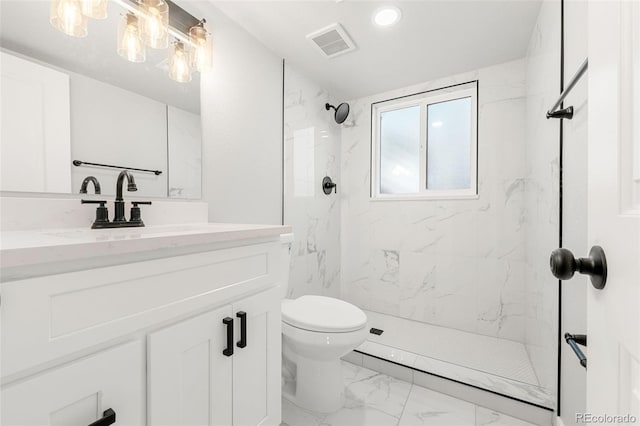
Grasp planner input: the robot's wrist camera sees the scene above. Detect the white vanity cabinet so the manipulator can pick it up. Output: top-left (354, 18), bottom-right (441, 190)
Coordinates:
top-left (1, 227), bottom-right (291, 426)
top-left (148, 287), bottom-right (281, 426)
top-left (2, 341), bottom-right (145, 426)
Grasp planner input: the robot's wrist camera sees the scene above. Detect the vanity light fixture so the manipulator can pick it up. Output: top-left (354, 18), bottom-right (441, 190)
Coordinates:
top-left (81, 0), bottom-right (108, 20)
top-left (189, 21), bottom-right (212, 72)
top-left (373, 6), bottom-right (402, 27)
top-left (50, 0), bottom-right (211, 83)
top-left (138, 0), bottom-right (169, 49)
top-left (117, 13), bottom-right (146, 63)
top-left (169, 40), bottom-right (192, 83)
top-left (50, 0), bottom-right (88, 38)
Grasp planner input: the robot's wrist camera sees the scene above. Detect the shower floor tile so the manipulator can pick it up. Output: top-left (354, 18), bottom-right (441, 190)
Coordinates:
top-left (281, 362), bottom-right (541, 426)
top-left (355, 310), bottom-right (554, 408)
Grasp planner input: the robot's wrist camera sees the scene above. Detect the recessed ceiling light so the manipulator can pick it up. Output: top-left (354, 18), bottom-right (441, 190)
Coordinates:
top-left (373, 6), bottom-right (402, 27)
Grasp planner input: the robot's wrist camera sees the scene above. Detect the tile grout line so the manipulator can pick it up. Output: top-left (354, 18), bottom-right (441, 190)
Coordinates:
top-left (396, 380), bottom-right (414, 426)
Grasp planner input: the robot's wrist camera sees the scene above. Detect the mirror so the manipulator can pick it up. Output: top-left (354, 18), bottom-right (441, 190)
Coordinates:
top-left (0, 0), bottom-right (202, 199)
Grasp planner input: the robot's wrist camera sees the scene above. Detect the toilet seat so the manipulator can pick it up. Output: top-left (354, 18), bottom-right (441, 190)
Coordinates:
top-left (282, 296), bottom-right (367, 333)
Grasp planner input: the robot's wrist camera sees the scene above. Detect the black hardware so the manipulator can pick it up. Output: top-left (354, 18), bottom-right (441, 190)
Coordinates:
top-left (322, 176), bottom-right (337, 195)
top-left (223, 317), bottom-right (234, 357)
top-left (114, 170), bottom-right (137, 223)
top-left (546, 58), bottom-right (588, 120)
top-left (237, 311), bottom-right (247, 348)
top-left (370, 328), bottom-right (384, 335)
top-left (80, 176), bottom-right (101, 194)
top-left (73, 160), bottom-right (162, 176)
top-left (87, 408), bottom-right (116, 426)
top-left (81, 200), bottom-right (110, 228)
top-left (546, 106), bottom-right (574, 120)
top-left (565, 333), bottom-right (587, 368)
top-left (325, 102), bottom-right (350, 124)
top-left (549, 245), bottom-right (607, 289)
top-left (129, 201), bottom-right (152, 226)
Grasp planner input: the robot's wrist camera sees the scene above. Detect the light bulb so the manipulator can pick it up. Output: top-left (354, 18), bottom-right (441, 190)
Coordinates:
top-left (81, 0), bottom-right (108, 19)
top-left (169, 41), bottom-right (192, 83)
top-left (189, 23), bottom-right (212, 72)
top-left (117, 13), bottom-right (146, 63)
top-left (138, 0), bottom-right (169, 49)
top-left (50, 0), bottom-right (88, 37)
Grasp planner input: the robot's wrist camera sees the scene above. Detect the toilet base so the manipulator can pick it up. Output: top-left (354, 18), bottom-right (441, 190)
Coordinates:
top-left (282, 354), bottom-right (345, 413)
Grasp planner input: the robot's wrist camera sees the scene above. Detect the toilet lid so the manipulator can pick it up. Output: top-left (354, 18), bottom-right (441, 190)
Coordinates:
top-left (282, 296), bottom-right (367, 333)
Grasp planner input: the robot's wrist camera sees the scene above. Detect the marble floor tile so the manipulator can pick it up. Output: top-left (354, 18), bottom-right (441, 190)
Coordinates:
top-left (475, 406), bottom-right (537, 426)
top-left (342, 361), bottom-right (413, 418)
top-left (282, 362), bottom-right (545, 426)
top-left (398, 385), bottom-right (476, 426)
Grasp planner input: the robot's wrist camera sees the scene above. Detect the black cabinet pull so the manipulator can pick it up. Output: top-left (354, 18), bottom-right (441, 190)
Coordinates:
top-left (237, 311), bottom-right (247, 348)
top-left (223, 317), bottom-right (234, 357)
top-left (88, 408), bottom-right (116, 426)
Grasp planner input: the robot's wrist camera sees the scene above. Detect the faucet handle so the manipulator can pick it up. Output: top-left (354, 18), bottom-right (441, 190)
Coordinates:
top-left (81, 199), bottom-right (109, 227)
top-left (130, 201), bottom-right (152, 226)
top-left (81, 199), bottom-right (107, 206)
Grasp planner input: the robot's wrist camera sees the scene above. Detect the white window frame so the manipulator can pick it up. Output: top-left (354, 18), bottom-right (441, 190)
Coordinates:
top-left (371, 81), bottom-right (478, 201)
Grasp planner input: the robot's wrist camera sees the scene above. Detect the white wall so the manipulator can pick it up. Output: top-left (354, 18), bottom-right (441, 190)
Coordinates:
top-left (196, 2), bottom-right (283, 225)
top-left (560, 0), bottom-right (588, 423)
top-left (523, 0), bottom-right (561, 402)
top-left (340, 59), bottom-right (529, 342)
top-left (283, 64), bottom-right (341, 299)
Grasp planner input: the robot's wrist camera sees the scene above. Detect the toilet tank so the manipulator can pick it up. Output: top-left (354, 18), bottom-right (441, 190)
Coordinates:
top-left (278, 233), bottom-right (294, 299)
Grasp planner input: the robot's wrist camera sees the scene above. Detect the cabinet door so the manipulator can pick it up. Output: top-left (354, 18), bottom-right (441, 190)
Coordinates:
top-left (148, 305), bottom-right (233, 426)
top-left (1, 341), bottom-right (144, 426)
top-left (232, 287), bottom-right (282, 426)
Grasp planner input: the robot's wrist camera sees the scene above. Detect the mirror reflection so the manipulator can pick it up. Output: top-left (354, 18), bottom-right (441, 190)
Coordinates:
top-left (0, 0), bottom-right (205, 199)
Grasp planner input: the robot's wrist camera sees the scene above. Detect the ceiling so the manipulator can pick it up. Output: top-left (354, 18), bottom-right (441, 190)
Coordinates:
top-left (0, 0), bottom-right (201, 113)
top-left (213, 0), bottom-right (542, 100)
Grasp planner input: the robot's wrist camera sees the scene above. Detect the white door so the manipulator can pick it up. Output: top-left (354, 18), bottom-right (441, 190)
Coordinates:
top-left (147, 306), bottom-right (234, 426)
top-left (1, 341), bottom-right (144, 426)
top-left (587, 0), bottom-right (640, 421)
top-left (232, 287), bottom-right (282, 426)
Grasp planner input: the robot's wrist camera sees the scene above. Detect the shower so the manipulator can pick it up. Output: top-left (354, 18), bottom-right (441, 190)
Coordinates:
top-left (325, 102), bottom-right (350, 124)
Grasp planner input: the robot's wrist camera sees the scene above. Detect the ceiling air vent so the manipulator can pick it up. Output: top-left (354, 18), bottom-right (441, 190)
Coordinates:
top-left (306, 23), bottom-right (356, 59)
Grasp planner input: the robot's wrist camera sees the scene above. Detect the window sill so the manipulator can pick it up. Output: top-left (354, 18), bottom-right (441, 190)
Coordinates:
top-left (370, 193), bottom-right (479, 202)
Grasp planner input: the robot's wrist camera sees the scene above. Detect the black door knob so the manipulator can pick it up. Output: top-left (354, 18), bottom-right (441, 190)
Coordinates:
top-left (549, 246), bottom-right (607, 289)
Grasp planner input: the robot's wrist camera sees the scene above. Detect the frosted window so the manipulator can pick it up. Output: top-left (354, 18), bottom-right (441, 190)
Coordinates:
top-left (380, 106), bottom-right (420, 194)
top-left (426, 97), bottom-right (472, 190)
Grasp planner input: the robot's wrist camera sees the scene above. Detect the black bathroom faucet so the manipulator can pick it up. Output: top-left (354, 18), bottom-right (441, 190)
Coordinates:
top-left (81, 170), bottom-right (151, 229)
top-left (114, 170), bottom-right (137, 222)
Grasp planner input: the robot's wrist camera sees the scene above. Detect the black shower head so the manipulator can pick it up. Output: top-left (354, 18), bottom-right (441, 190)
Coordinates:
top-left (325, 102), bottom-right (350, 124)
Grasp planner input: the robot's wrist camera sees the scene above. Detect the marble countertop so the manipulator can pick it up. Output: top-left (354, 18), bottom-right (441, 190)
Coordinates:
top-left (1, 223), bottom-right (292, 271)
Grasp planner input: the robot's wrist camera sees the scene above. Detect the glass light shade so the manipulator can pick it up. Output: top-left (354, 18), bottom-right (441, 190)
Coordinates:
top-left (81, 0), bottom-right (108, 19)
top-left (138, 0), bottom-right (169, 49)
top-left (117, 13), bottom-right (146, 63)
top-left (169, 41), bottom-right (192, 83)
top-left (189, 24), bottom-right (213, 72)
top-left (50, 0), bottom-right (88, 37)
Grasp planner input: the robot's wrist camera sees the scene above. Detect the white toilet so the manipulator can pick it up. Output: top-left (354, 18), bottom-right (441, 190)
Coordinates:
top-left (281, 295), bottom-right (368, 413)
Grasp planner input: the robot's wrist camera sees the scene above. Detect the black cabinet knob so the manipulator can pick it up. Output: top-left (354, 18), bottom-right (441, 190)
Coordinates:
top-left (549, 246), bottom-right (607, 289)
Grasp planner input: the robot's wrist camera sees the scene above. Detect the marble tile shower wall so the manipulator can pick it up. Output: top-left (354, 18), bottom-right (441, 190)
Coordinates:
top-left (284, 64), bottom-right (341, 298)
top-left (340, 59), bottom-right (529, 342)
top-left (523, 0), bottom-right (561, 396)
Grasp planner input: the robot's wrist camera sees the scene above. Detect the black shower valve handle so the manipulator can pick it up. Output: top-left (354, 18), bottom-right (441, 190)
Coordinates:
top-left (322, 176), bottom-right (337, 195)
